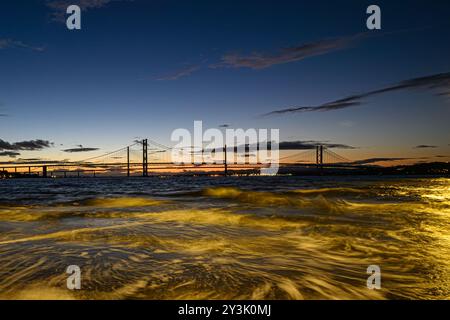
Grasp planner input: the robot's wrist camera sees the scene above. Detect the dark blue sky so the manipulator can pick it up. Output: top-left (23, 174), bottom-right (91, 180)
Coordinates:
top-left (1, 0), bottom-right (449, 164)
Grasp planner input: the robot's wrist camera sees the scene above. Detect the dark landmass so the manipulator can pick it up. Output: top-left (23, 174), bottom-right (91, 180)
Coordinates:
top-left (277, 162), bottom-right (449, 176)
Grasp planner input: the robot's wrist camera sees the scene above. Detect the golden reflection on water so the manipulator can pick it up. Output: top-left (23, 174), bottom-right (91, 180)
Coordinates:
top-left (0, 178), bottom-right (449, 299)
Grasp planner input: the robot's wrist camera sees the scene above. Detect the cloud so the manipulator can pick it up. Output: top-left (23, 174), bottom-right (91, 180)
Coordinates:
top-left (0, 151), bottom-right (20, 158)
top-left (202, 140), bottom-right (355, 153)
top-left (278, 140), bottom-right (356, 150)
top-left (263, 72), bottom-right (450, 116)
top-left (351, 157), bottom-right (412, 165)
top-left (211, 33), bottom-right (367, 70)
top-left (338, 120), bottom-right (355, 128)
top-left (0, 159), bottom-right (70, 165)
top-left (0, 39), bottom-right (45, 52)
top-left (46, 0), bottom-right (132, 22)
top-left (0, 139), bottom-right (53, 158)
top-left (0, 139), bottom-right (53, 151)
top-left (414, 145), bottom-right (438, 149)
top-left (0, 103), bottom-right (7, 117)
top-left (62, 147), bottom-right (99, 153)
top-left (17, 158), bottom-right (43, 161)
top-left (156, 65), bottom-right (200, 81)
top-left (46, 0), bottom-right (115, 9)
top-left (155, 32), bottom-right (373, 80)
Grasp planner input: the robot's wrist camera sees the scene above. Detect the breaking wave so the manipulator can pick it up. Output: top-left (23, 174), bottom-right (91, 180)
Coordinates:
top-left (0, 177), bottom-right (449, 299)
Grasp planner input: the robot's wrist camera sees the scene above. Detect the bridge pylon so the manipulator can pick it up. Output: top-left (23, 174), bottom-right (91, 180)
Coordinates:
top-left (224, 144), bottom-right (228, 176)
top-left (143, 139), bottom-right (148, 177)
top-left (316, 145), bottom-right (324, 168)
top-left (127, 146), bottom-right (130, 177)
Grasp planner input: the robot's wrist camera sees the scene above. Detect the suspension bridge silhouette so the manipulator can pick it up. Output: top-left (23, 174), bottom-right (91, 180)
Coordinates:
top-left (0, 139), bottom-right (354, 178)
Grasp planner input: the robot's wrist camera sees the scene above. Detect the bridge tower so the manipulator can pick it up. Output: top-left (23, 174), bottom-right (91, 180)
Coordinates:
top-left (224, 144), bottom-right (228, 176)
top-left (127, 146), bottom-right (130, 177)
top-left (142, 139), bottom-right (148, 177)
top-left (320, 145), bottom-right (324, 166)
top-left (316, 145), bottom-right (324, 168)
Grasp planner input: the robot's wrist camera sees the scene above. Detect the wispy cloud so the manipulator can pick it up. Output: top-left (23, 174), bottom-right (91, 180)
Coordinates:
top-left (338, 120), bottom-right (355, 128)
top-left (62, 146), bottom-right (99, 153)
top-left (0, 39), bottom-right (45, 52)
top-left (154, 33), bottom-right (370, 80)
top-left (46, 0), bottom-right (115, 10)
top-left (263, 72), bottom-right (450, 116)
top-left (0, 159), bottom-right (70, 165)
top-left (0, 151), bottom-right (21, 158)
top-left (0, 103), bottom-right (7, 117)
top-left (351, 157), bottom-right (413, 165)
top-left (46, 0), bottom-right (132, 21)
top-left (279, 140), bottom-right (356, 150)
top-left (156, 65), bottom-right (200, 81)
top-left (0, 139), bottom-right (53, 158)
top-left (0, 139), bottom-right (53, 151)
top-left (211, 33), bottom-right (367, 70)
top-left (414, 145), bottom-right (438, 149)
top-left (17, 158), bottom-right (44, 161)
top-left (201, 140), bottom-right (356, 154)
top-left (350, 156), bottom-right (435, 165)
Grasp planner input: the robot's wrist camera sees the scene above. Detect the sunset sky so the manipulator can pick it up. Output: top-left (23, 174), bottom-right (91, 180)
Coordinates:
top-left (1, 0), bottom-right (449, 166)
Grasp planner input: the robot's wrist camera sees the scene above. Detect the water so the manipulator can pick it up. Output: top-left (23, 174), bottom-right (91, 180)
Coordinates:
top-left (0, 176), bottom-right (449, 300)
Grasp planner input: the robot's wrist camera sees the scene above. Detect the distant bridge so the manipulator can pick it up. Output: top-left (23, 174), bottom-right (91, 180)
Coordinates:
top-left (0, 140), bottom-right (354, 178)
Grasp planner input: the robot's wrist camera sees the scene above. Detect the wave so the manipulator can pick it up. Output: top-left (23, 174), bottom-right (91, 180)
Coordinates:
top-left (80, 197), bottom-right (167, 208)
top-left (0, 196), bottom-right (172, 222)
top-left (290, 187), bottom-right (366, 196)
top-left (201, 187), bottom-right (348, 211)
